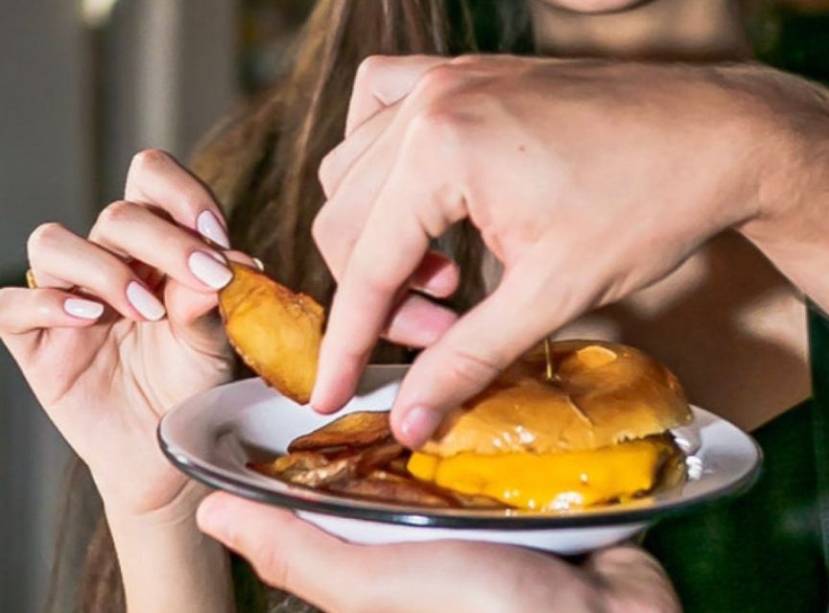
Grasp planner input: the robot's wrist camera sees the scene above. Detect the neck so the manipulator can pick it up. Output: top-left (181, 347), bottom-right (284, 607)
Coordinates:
top-left (530, 0), bottom-right (751, 61)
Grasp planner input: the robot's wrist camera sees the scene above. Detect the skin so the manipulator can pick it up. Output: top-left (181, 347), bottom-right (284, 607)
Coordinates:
top-left (530, 0), bottom-right (810, 433)
top-left (196, 492), bottom-right (679, 613)
top-left (1, 150), bottom-right (239, 612)
top-left (531, 0), bottom-right (752, 59)
top-left (309, 55), bottom-right (829, 448)
top-left (1, 1), bottom-right (827, 611)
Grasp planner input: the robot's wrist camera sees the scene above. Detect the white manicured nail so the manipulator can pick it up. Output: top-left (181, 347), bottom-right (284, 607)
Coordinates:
top-left (189, 251), bottom-right (233, 289)
top-left (64, 298), bottom-right (104, 320)
top-left (126, 282), bottom-right (165, 321)
top-left (252, 257), bottom-right (265, 271)
top-left (196, 211), bottom-right (230, 249)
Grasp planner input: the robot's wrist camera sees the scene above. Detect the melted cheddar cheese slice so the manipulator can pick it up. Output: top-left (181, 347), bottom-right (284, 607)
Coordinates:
top-left (407, 437), bottom-right (674, 511)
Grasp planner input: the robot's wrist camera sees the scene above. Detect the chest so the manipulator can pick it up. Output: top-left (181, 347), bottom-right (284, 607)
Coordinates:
top-left (477, 232), bottom-right (809, 431)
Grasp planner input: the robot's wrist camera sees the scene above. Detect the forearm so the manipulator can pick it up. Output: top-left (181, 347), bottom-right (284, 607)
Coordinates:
top-left (104, 481), bottom-right (235, 613)
top-left (739, 67), bottom-right (829, 312)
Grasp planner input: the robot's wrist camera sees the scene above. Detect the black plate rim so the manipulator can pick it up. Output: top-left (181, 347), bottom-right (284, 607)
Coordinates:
top-left (157, 426), bottom-right (763, 530)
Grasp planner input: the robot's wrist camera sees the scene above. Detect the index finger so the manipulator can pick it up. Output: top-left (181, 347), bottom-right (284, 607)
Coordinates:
top-left (346, 55), bottom-right (449, 136)
top-left (196, 492), bottom-right (562, 613)
top-left (197, 493), bottom-right (360, 612)
top-left (310, 135), bottom-right (464, 412)
top-left (124, 149), bottom-right (230, 248)
top-left (311, 191), bottom-right (432, 413)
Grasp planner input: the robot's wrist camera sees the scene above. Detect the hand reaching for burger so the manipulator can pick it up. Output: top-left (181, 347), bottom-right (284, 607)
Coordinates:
top-left (198, 492), bottom-right (680, 613)
top-left (310, 54), bottom-right (829, 447)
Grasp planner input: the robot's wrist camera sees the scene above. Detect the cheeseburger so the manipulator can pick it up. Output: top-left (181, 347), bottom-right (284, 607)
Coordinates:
top-left (407, 340), bottom-right (692, 511)
top-left (223, 264), bottom-right (694, 511)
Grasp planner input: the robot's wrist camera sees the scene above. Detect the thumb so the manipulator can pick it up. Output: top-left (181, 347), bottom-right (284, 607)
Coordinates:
top-left (196, 492), bottom-right (367, 612)
top-left (586, 546), bottom-right (681, 612)
top-left (165, 251), bottom-right (260, 348)
top-left (390, 261), bottom-right (588, 448)
top-left (163, 278), bottom-right (221, 344)
top-left (164, 278), bottom-right (218, 328)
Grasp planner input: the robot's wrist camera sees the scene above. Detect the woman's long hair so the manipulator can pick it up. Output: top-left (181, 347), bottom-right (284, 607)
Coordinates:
top-left (50, 2), bottom-right (532, 611)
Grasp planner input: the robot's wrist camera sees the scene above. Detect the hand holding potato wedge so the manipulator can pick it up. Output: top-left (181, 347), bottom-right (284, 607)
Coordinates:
top-left (0, 149), bottom-right (252, 611)
top-left (0, 149), bottom-right (245, 517)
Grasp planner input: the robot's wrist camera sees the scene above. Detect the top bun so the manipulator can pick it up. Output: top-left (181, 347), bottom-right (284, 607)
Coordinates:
top-left (421, 340), bottom-right (692, 458)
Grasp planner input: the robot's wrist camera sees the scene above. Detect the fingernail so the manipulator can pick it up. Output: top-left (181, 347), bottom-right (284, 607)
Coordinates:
top-left (196, 210), bottom-right (230, 249)
top-left (252, 257), bottom-right (265, 271)
top-left (126, 282), bottom-right (166, 321)
top-left (64, 298), bottom-right (104, 320)
top-left (188, 251), bottom-right (233, 289)
top-left (309, 388), bottom-right (326, 413)
top-left (398, 406), bottom-right (442, 448)
top-left (197, 497), bottom-right (228, 533)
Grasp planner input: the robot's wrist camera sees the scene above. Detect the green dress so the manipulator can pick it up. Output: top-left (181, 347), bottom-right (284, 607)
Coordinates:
top-left (644, 305), bottom-right (829, 612)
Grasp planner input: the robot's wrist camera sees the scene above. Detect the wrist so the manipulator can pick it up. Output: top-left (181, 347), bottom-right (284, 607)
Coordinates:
top-left (731, 66), bottom-right (828, 236)
top-left (103, 481), bottom-right (235, 613)
top-left (734, 67), bottom-right (829, 307)
top-left (101, 477), bottom-right (208, 529)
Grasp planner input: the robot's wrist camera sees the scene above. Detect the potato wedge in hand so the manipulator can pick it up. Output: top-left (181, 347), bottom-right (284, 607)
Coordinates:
top-left (219, 263), bottom-right (324, 404)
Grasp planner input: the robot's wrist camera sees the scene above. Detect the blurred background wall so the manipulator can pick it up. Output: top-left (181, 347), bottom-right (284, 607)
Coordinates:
top-left (0, 1), bottom-right (239, 610)
top-left (0, 5), bottom-right (91, 611)
top-left (0, 1), bottom-right (826, 611)
top-left (0, 1), bottom-right (314, 609)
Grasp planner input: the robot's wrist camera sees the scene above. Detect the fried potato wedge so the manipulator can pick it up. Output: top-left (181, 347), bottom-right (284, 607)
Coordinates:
top-left (448, 491), bottom-right (504, 509)
top-left (251, 451), bottom-right (330, 480)
top-left (384, 456), bottom-right (411, 476)
top-left (253, 435), bottom-right (403, 488)
top-left (356, 440), bottom-right (405, 475)
top-left (288, 411), bottom-right (391, 452)
top-left (250, 411), bottom-right (504, 508)
top-left (327, 471), bottom-right (455, 508)
top-left (254, 452), bottom-right (358, 488)
top-left (219, 263), bottom-right (324, 404)
top-left (252, 450), bottom-right (503, 508)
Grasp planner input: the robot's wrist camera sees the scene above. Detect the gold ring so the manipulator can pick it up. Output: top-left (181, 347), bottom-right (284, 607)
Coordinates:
top-left (25, 269), bottom-right (38, 289)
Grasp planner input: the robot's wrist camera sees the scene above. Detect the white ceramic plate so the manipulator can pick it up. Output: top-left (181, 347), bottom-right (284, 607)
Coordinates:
top-left (158, 366), bottom-right (762, 554)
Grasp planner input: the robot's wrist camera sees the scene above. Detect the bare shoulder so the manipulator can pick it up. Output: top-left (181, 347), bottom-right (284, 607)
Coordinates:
top-left (557, 231), bottom-right (809, 431)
